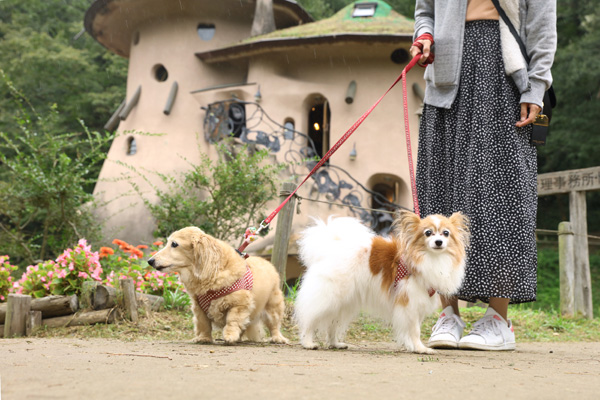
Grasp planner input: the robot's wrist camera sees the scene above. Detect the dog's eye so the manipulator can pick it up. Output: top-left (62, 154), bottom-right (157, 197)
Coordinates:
top-left (171, 241), bottom-right (179, 248)
top-left (424, 230), bottom-right (433, 237)
top-left (443, 230), bottom-right (450, 237)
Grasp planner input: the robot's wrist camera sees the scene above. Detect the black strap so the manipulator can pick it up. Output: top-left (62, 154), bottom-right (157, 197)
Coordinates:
top-left (490, 0), bottom-right (556, 110)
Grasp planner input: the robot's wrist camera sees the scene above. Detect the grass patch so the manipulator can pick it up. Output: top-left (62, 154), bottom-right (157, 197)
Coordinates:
top-left (30, 304), bottom-right (600, 344)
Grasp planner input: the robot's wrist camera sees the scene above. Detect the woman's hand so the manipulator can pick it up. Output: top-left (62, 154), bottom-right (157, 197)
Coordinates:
top-left (515, 103), bottom-right (542, 127)
top-left (410, 39), bottom-right (433, 65)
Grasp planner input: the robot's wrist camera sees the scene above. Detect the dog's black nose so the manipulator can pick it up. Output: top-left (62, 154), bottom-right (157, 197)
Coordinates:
top-left (435, 240), bottom-right (443, 247)
top-left (148, 258), bottom-right (155, 267)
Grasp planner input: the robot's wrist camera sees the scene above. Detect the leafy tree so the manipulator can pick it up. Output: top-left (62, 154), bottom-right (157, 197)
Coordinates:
top-left (0, 0), bottom-right (127, 136)
top-left (0, 73), bottom-right (114, 266)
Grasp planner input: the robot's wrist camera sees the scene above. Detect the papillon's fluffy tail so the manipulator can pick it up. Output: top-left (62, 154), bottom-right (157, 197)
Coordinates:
top-left (297, 216), bottom-right (375, 270)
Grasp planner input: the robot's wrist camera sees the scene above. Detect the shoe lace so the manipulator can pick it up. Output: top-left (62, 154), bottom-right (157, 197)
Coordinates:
top-left (432, 314), bottom-right (458, 333)
top-left (470, 316), bottom-right (502, 337)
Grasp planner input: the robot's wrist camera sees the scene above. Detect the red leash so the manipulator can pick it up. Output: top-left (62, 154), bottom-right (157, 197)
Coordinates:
top-left (238, 54), bottom-right (425, 256)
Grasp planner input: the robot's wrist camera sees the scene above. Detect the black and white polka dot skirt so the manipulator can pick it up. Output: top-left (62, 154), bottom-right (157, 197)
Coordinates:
top-left (416, 20), bottom-right (537, 304)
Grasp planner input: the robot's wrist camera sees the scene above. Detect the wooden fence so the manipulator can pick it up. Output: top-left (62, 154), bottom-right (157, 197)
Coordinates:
top-left (1, 278), bottom-right (163, 338)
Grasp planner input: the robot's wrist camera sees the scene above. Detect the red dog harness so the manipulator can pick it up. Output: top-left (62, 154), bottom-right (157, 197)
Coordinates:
top-left (197, 265), bottom-right (254, 314)
top-left (394, 258), bottom-right (436, 297)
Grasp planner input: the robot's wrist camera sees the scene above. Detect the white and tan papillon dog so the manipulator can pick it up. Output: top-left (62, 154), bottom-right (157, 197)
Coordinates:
top-left (294, 210), bottom-right (469, 354)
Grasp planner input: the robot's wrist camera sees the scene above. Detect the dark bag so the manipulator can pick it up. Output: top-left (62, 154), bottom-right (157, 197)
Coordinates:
top-left (491, 0), bottom-right (556, 145)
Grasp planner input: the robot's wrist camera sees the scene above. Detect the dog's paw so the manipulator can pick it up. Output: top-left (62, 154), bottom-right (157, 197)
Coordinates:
top-left (415, 346), bottom-right (436, 355)
top-left (223, 329), bottom-right (242, 344)
top-left (301, 342), bottom-right (319, 350)
top-left (191, 335), bottom-right (213, 344)
top-left (329, 342), bottom-right (349, 350)
top-left (270, 335), bottom-right (290, 345)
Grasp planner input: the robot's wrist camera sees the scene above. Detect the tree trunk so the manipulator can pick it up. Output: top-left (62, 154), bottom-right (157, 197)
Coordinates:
top-left (250, 0), bottom-right (276, 37)
top-left (42, 309), bottom-right (116, 328)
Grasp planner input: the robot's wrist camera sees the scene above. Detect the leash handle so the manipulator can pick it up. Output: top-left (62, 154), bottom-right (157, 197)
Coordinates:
top-left (238, 54), bottom-right (423, 255)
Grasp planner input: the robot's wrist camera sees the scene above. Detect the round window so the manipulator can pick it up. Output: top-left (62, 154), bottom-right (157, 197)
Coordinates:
top-left (153, 64), bottom-right (168, 82)
top-left (197, 24), bottom-right (215, 41)
top-left (390, 49), bottom-right (409, 64)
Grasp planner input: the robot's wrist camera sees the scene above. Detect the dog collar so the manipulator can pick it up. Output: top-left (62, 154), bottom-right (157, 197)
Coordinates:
top-left (197, 265), bottom-right (254, 314)
top-left (394, 258), bottom-right (435, 297)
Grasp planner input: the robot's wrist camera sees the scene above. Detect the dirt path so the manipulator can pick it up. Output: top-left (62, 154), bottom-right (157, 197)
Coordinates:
top-left (1, 339), bottom-right (599, 399)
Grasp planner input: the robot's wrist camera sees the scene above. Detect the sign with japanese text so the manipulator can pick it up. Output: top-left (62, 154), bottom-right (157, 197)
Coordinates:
top-left (538, 166), bottom-right (600, 196)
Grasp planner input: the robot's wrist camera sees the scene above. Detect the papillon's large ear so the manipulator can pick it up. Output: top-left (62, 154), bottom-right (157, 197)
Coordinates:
top-left (449, 212), bottom-right (470, 247)
top-left (191, 230), bottom-right (221, 281)
top-left (393, 209), bottom-right (421, 246)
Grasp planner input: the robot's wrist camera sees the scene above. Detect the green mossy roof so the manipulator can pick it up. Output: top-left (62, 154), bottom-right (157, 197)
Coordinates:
top-left (242, 1), bottom-right (414, 44)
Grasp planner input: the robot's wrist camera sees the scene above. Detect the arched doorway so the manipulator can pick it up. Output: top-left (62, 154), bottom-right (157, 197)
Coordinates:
top-left (305, 95), bottom-right (330, 160)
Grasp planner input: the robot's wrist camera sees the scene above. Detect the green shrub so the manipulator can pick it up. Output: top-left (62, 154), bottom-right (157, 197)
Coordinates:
top-left (130, 139), bottom-right (286, 242)
top-left (0, 72), bottom-right (113, 266)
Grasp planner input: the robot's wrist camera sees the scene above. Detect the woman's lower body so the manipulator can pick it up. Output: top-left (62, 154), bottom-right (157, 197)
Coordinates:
top-left (417, 20), bottom-right (538, 350)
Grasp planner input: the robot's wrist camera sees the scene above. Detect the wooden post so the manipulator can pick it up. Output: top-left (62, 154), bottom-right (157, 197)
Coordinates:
top-left (25, 310), bottom-right (42, 336)
top-left (4, 294), bottom-right (32, 338)
top-left (120, 278), bottom-right (139, 323)
top-left (80, 281), bottom-right (100, 309)
top-left (569, 191), bottom-right (593, 319)
top-left (558, 222), bottom-right (575, 317)
top-left (271, 182), bottom-right (297, 290)
top-left (93, 285), bottom-right (117, 310)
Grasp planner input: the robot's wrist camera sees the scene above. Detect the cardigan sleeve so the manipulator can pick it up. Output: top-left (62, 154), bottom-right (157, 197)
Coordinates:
top-left (520, 0), bottom-right (557, 106)
top-left (414, 0), bottom-right (435, 41)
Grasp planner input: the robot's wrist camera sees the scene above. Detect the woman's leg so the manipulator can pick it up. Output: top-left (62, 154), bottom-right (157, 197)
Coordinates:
top-left (441, 296), bottom-right (460, 317)
top-left (488, 297), bottom-right (509, 323)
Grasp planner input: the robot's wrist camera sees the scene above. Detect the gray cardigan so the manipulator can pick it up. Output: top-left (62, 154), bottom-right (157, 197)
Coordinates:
top-left (413, 0), bottom-right (557, 109)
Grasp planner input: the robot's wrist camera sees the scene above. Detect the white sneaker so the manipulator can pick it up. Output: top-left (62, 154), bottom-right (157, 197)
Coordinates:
top-left (458, 307), bottom-right (516, 351)
top-left (427, 306), bottom-right (466, 349)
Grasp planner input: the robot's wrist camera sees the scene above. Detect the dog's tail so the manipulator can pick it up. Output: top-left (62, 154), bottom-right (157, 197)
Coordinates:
top-left (297, 216), bottom-right (374, 269)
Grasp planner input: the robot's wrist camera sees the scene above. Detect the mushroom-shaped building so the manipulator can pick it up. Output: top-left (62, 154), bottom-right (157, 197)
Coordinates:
top-left (86, 0), bottom-right (425, 284)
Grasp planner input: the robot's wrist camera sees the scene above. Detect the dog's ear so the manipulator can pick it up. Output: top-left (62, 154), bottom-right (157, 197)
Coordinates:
top-left (191, 231), bottom-right (221, 281)
top-left (449, 212), bottom-right (470, 247)
top-left (393, 209), bottom-right (421, 247)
